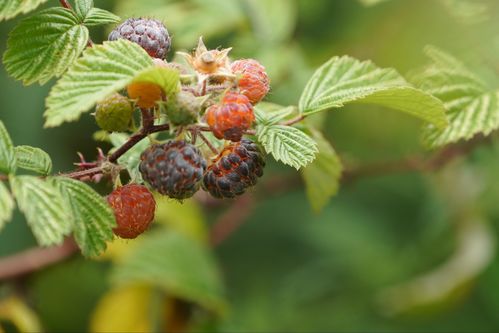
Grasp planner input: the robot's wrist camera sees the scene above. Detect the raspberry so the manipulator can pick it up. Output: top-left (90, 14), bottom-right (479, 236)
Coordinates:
top-left (109, 18), bottom-right (171, 59)
top-left (107, 184), bottom-right (156, 239)
top-left (205, 92), bottom-right (255, 142)
top-left (127, 82), bottom-right (163, 109)
top-left (231, 59), bottom-right (270, 104)
top-left (165, 91), bottom-right (200, 126)
top-left (95, 93), bottom-right (133, 132)
top-left (203, 139), bottom-right (265, 198)
top-left (139, 141), bottom-right (207, 200)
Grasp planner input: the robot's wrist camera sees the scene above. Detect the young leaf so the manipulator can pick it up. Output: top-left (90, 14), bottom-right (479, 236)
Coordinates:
top-left (74, 0), bottom-right (93, 20)
top-left (15, 145), bottom-right (52, 175)
top-left (3, 8), bottom-right (89, 85)
top-left (132, 66), bottom-right (181, 98)
top-left (0, 182), bottom-right (15, 231)
top-left (83, 8), bottom-right (121, 26)
top-left (0, 120), bottom-right (16, 174)
top-left (257, 124), bottom-right (318, 169)
top-left (44, 40), bottom-right (154, 128)
top-left (301, 129), bottom-right (343, 213)
top-left (111, 230), bottom-right (226, 314)
top-left (10, 176), bottom-right (71, 246)
top-left (54, 177), bottom-right (116, 257)
top-left (411, 46), bottom-right (498, 148)
top-left (298, 56), bottom-right (448, 129)
top-left (0, 0), bottom-right (48, 21)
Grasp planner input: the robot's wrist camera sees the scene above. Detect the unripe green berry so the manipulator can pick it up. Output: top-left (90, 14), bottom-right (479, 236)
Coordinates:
top-left (165, 91), bottom-right (200, 126)
top-left (95, 93), bottom-right (133, 132)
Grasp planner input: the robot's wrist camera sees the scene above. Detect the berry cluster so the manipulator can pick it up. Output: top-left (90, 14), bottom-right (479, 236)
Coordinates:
top-left (100, 18), bottom-right (270, 238)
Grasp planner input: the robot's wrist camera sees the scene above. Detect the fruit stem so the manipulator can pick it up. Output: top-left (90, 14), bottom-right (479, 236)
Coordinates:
top-left (281, 114), bottom-right (306, 126)
top-left (197, 131), bottom-right (219, 155)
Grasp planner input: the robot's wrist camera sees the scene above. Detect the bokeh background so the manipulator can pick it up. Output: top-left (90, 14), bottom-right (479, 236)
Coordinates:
top-left (2, 0), bottom-right (499, 331)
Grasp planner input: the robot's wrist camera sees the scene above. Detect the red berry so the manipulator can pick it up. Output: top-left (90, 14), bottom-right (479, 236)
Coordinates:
top-left (109, 18), bottom-right (171, 59)
top-left (231, 59), bottom-right (270, 104)
top-left (139, 141), bottom-right (207, 200)
top-left (205, 92), bottom-right (255, 142)
top-left (203, 139), bottom-right (265, 198)
top-left (107, 184), bottom-right (156, 239)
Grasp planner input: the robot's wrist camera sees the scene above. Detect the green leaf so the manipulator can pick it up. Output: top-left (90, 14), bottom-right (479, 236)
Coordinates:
top-left (44, 40), bottom-right (154, 128)
top-left (0, 0), bottom-right (48, 21)
top-left (54, 177), bottom-right (116, 257)
top-left (74, 0), bottom-right (93, 19)
top-left (411, 46), bottom-right (498, 148)
top-left (3, 8), bottom-right (89, 85)
top-left (298, 56), bottom-right (448, 129)
top-left (132, 66), bottom-right (180, 97)
top-left (0, 120), bottom-right (16, 174)
top-left (301, 129), bottom-right (343, 213)
top-left (14, 145), bottom-right (52, 175)
top-left (83, 7), bottom-right (121, 26)
top-left (254, 103), bottom-right (297, 125)
top-left (111, 230), bottom-right (226, 314)
top-left (257, 124), bottom-right (318, 170)
top-left (0, 182), bottom-right (15, 231)
top-left (10, 176), bottom-right (71, 246)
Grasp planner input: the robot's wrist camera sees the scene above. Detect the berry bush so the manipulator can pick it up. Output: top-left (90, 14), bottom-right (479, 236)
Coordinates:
top-left (1, 0), bottom-right (499, 331)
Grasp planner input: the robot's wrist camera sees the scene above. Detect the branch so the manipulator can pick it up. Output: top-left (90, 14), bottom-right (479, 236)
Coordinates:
top-left (281, 114), bottom-right (305, 126)
top-left (0, 238), bottom-right (78, 280)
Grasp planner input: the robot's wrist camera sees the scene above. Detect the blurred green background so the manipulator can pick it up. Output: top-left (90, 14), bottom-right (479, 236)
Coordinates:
top-left (2, 0), bottom-right (499, 331)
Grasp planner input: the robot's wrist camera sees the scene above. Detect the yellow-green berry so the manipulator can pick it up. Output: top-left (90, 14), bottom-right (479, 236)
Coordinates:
top-left (165, 91), bottom-right (200, 126)
top-left (95, 93), bottom-right (133, 132)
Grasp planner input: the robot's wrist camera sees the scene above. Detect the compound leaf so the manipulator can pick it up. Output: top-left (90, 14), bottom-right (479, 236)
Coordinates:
top-left (15, 145), bottom-right (52, 175)
top-left (3, 7), bottom-right (89, 85)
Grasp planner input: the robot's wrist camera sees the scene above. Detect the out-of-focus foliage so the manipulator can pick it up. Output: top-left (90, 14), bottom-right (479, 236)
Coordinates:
top-left (2, 0), bottom-right (499, 332)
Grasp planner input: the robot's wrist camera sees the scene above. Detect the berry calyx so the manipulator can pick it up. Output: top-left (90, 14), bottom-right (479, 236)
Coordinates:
top-left (108, 18), bottom-right (171, 59)
top-left (127, 82), bottom-right (163, 109)
top-left (165, 91), bottom-right (200, 126)
top-left (139, 141), bottom-right (207, 200)
top-left (205, 92), bottom-right (255, 142)
top-left (178, 37), bottom-right (232, 76)
top-left (107, 184), bottom-right (156, 239)
top-left (231, 59), bottom-right (270, 104)
top-left (95, 93), bottom-right (133, 132)
top-left (203, 139), bottom-right (265, 198)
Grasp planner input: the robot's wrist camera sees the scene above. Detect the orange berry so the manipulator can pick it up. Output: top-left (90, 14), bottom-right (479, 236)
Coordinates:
top-left (127, 82), bottom-right (163, 108)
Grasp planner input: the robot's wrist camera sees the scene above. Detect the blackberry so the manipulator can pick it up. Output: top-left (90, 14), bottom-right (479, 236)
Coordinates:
top-left (107, 184), bottom-right (156, 239)
top-left (139, 141), bottom-right (206, 200)
top-left (109, 18), bottom-right (171, 59)
top-left (203, 139), bottom-right (265, 198)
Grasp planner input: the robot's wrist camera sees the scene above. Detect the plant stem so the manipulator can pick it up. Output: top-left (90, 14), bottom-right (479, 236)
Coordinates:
top-left (197, 131), bottom-right (219, 155)
top-left (59, 0), bottom-right (72, 9)
top-left (281, 114), bottom-right (305, 126)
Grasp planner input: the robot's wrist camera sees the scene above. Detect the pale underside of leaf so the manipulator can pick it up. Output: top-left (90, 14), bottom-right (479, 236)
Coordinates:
top-left (54, 177), bottom-right (116, 257)
top-left (298, 55), bottom-right (448, 129)
top-left (10, 176), bottom-right (71, 246)
top-left (15, 145), bottom-right (52, 175)
top-left (0, 0), bottom-right (49, 21)
top-left (0, 120), bottom-right (16, 174)
top-left (257, 124), bottom-right (318, 170)
top-left (132, 66), bottom-right (181, 97)
top-left (3, 8), bottom-right (89, 85)
top-left (44, 39), bottom-right (154, 127)
top-left (0, 182), bottom-right (15, 231)
top-left (301, 129), bottom-right (343, 213)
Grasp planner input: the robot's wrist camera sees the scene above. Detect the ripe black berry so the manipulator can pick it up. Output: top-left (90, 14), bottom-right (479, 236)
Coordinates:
top-left (203, 139), bottom-right (265, 198)
top-left (139, 141), bottom-right (207, 200)
top-left (109, 18), bottom-right (171, 59)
